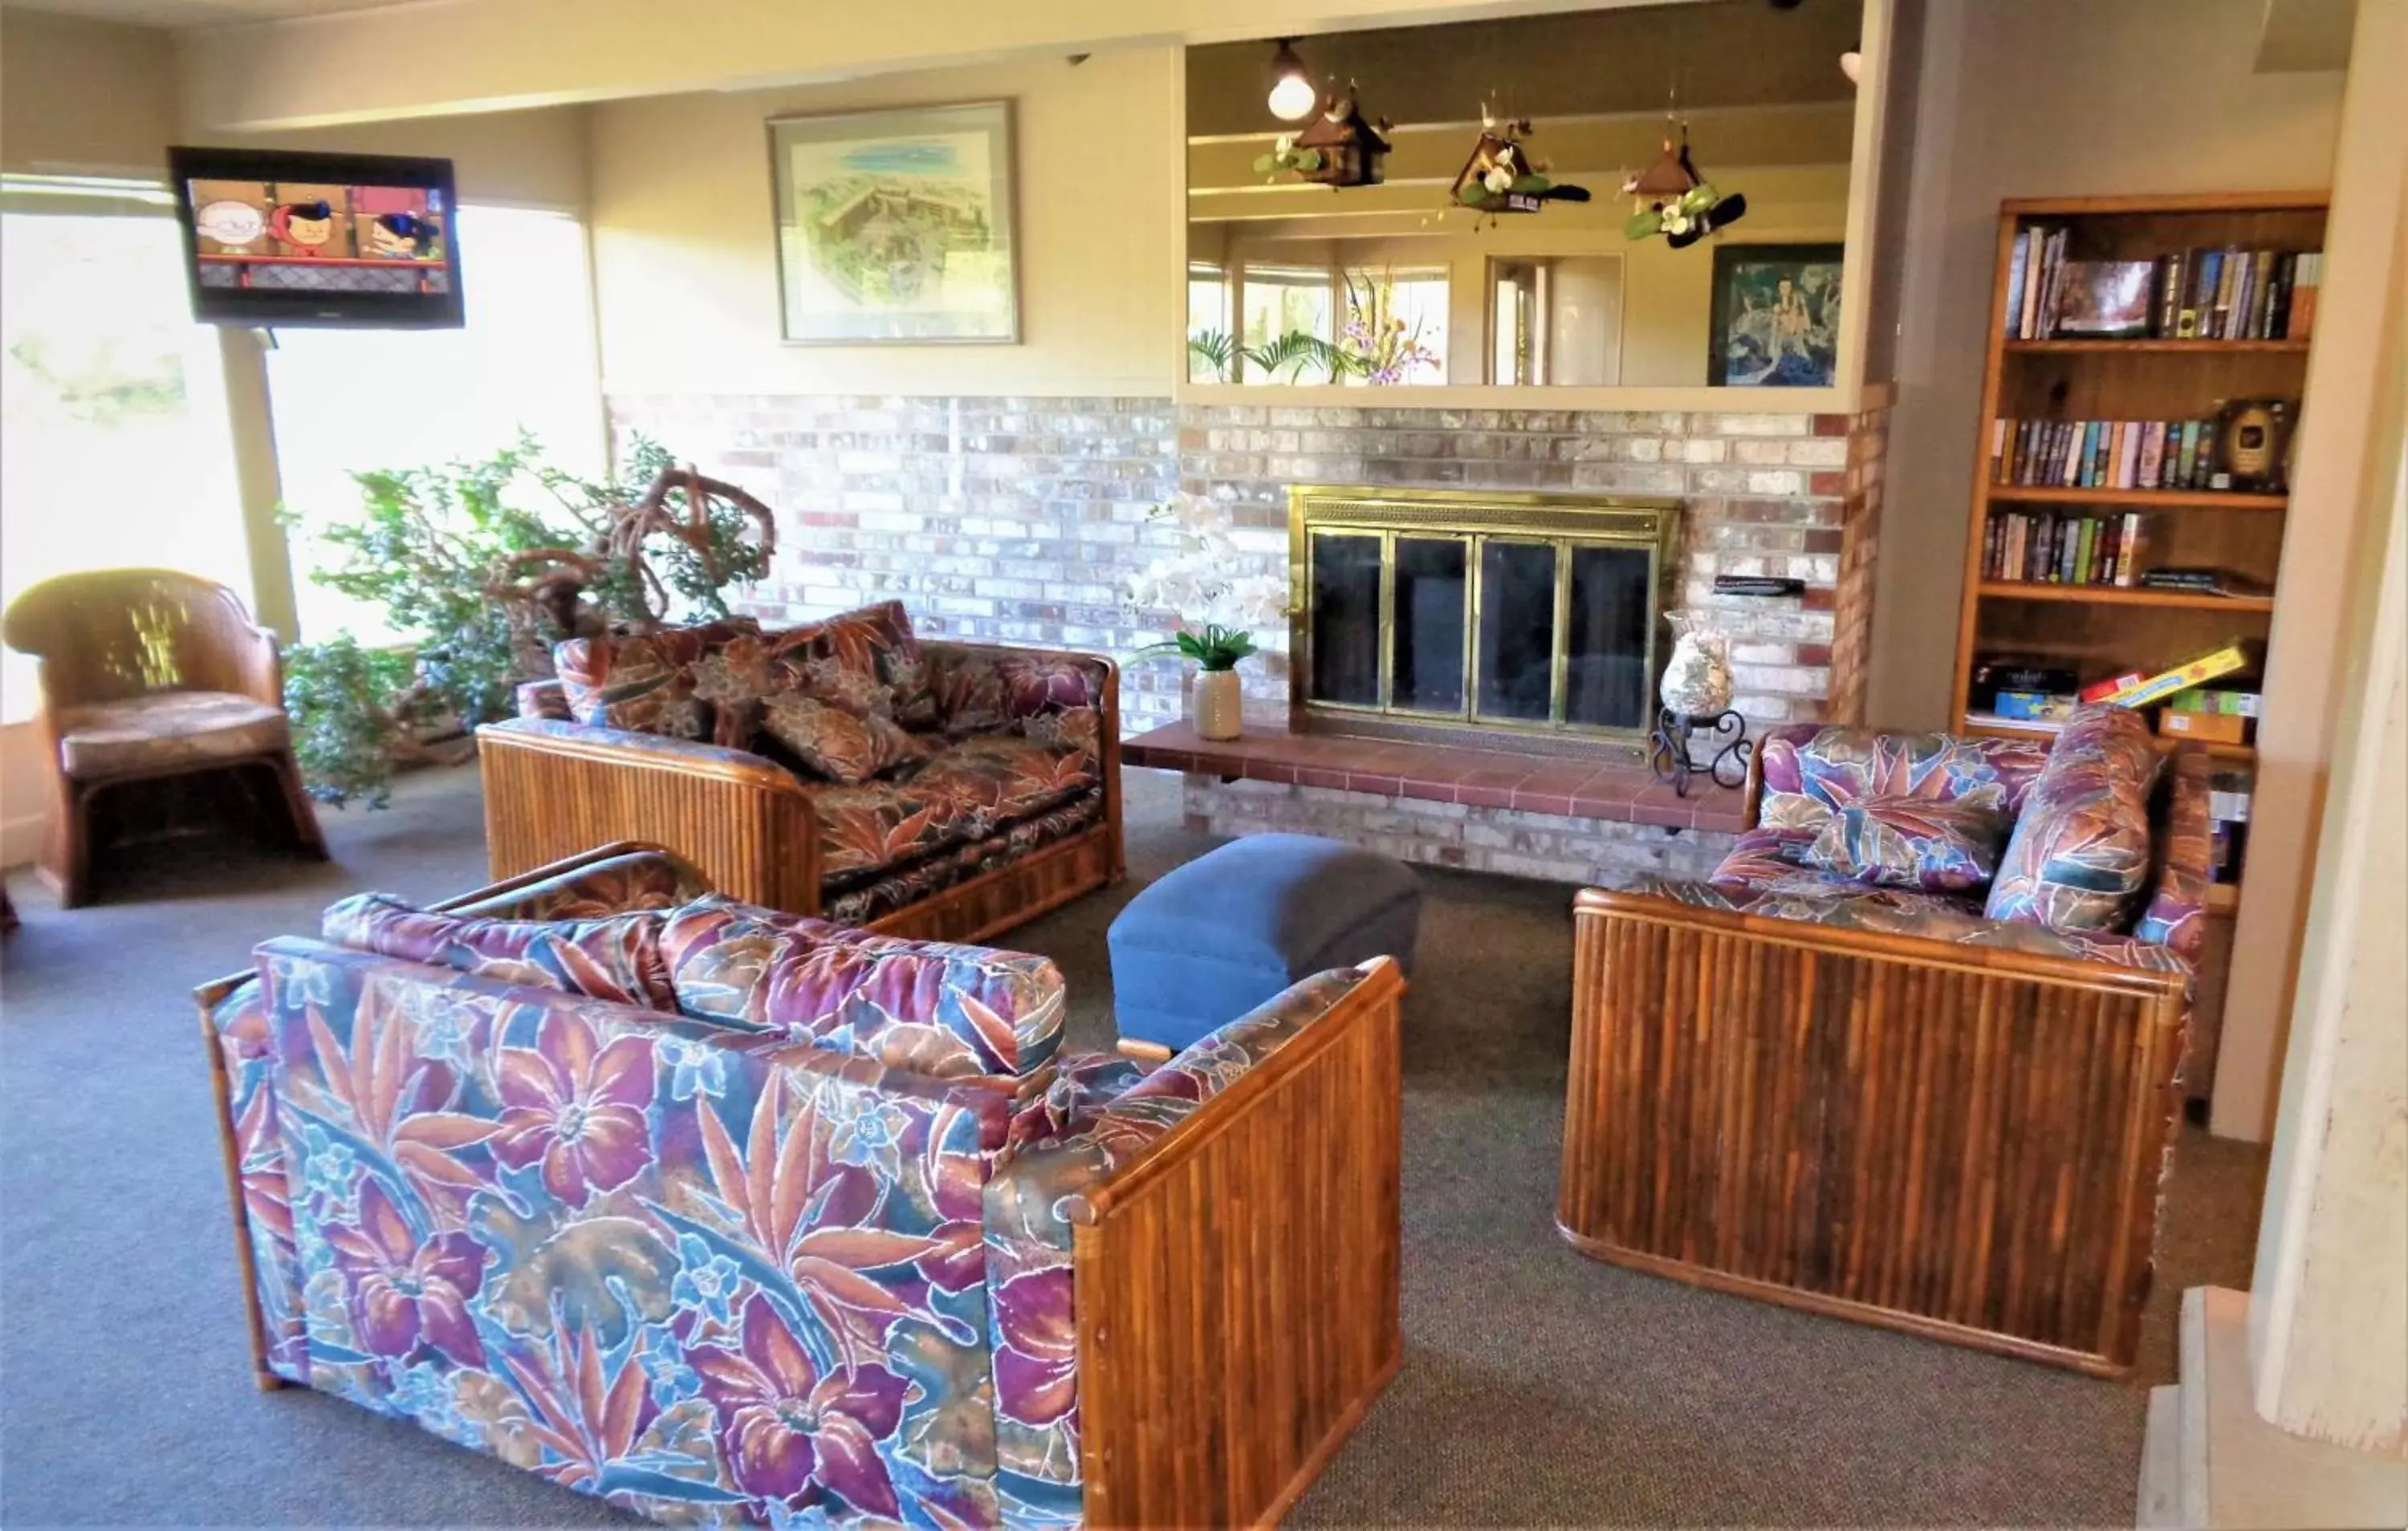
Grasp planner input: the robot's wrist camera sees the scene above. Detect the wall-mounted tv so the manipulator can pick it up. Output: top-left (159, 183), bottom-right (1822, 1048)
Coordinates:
top-left (168, 145), bottom-right (463, 329)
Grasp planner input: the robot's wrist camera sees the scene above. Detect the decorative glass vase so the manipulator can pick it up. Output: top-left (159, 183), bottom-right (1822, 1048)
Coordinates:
top-left (1191, 668), bottom-right (1243, 741)
top-left (1658, 610), bottom-right (1735, 718)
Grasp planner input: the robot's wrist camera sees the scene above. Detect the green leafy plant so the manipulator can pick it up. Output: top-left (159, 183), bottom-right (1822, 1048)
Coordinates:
top-left (283, 635), bottom-right (420, 808)
top-left (1132, 623), bottom-right (1259, 672)
top-left (1187, 329), bottom-right (1236, 382)
top-left (284, 431), bottom-right (766, 807)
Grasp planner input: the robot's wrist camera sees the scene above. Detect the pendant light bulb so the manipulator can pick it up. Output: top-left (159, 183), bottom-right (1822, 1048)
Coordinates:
top-left (1267, 39), bottom-right (1317, 121)
top-left (1838, 49), bottom-right (1862, 84)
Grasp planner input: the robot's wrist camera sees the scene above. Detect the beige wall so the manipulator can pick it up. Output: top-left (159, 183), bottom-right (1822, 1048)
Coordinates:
top-left (1, 9), bottom-right (178, 177)
top-left (587, 47), bottom-right (1182, 397)
top-left (1869, 0), bottom-right (2347, 731)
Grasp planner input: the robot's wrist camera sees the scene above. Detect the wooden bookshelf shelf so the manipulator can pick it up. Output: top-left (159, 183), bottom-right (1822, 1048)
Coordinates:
top-left (1962, 718), bottom-right (2258, 764)
top-left (1985, 485), bottom-right (2289, 510)
top-left (2001, 338), bottom-right (2310, 355)
top-left (1975, 583), bottom-right (2276, 613)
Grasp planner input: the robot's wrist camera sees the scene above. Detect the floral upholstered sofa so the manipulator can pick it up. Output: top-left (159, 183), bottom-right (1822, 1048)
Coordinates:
top-left (482, 600), bottom-right (1121, 945)
top-left (1556, 705), bottom-right (2210, 1377)
top-left (197, 844), bottom-right (1403, 1527)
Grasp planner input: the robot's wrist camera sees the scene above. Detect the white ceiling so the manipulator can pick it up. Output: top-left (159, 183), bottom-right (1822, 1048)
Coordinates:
top-left (3, 0), bottom-right (432, 26)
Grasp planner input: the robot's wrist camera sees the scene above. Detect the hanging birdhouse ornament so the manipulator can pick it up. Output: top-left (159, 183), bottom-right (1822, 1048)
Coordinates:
top-left (1255, 84), bottom-right (1391, 188)
top-left (1623, 121), bottom-right (1747, 247)
top-left (1450, 112), bottom-right (1591, 219)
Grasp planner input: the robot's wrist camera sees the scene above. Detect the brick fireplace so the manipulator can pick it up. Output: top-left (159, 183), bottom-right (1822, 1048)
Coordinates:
top-left (605, 392), bottom-right (1889, 887)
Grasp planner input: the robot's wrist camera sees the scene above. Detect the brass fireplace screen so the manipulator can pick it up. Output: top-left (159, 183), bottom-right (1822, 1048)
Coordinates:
top-left (1287, 486), bottom-right (1681, 741)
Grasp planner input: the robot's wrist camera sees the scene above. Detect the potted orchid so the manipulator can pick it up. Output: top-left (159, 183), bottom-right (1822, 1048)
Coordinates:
top-left (1127, 500), bottom-right (1289, 740)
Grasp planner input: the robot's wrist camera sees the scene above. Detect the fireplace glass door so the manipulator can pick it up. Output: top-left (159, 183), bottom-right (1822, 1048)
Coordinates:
top-left (1298, 511), bottom-right (1664, 739)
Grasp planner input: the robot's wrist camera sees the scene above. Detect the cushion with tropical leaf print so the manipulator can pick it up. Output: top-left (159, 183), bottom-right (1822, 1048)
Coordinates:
top-left (757, 691), bottom-right (934, 786)
top-left (1804, 795), bottom-right (2009, 893)
top-left (551, 616), bottom-right (760, 744)
top-left (1983, 703), bottom-right (2162, 932)
top-left (784, 599), bottom-right (937, 731)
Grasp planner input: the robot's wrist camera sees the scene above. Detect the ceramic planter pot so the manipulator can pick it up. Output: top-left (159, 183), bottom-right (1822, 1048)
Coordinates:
top-left (1192, 668), bottom-right (1243, 740)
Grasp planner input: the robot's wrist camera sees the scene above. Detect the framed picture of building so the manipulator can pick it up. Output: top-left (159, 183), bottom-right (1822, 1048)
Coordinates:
top-left (1706, 242), bottom-right (1844, 387)
top-left (767, 100), bottom-right (1019, 344)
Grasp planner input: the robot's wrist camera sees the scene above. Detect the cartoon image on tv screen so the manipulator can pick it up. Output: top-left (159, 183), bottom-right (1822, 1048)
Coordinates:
top-left (187, 178), bottom-right (449, 296)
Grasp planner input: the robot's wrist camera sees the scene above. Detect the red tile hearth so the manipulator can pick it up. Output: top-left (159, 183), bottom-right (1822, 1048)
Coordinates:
top-left (1122, 721), bottom-right (1749, 832)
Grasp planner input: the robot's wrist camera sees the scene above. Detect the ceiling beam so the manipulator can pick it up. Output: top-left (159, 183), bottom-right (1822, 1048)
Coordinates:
top-left (174, 0), bottom-right (1701, 132)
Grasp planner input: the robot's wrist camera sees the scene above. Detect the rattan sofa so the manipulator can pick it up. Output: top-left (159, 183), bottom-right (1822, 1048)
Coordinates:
top-left (481, 602), bottom-right (1123, 944)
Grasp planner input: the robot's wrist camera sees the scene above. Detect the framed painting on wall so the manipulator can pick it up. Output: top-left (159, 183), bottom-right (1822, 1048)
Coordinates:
top-left (767, 100), bottom-right (1019, 344)
top-left (1706, 242), bottom-right (1844, 387)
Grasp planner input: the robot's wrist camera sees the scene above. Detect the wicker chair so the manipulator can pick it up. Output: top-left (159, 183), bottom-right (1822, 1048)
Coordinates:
top-left (2, 569), bottom-right (325, 906)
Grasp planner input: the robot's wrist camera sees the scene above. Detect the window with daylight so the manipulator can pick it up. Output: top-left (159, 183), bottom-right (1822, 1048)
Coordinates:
top-left (0, 179), bottom-right (250, 722)
top-left (1187, 261), bottom-right (1233, 382)
top-left (1239, 262), bottom-right (1336, 383)
top-left (266, 205), bottom-right (604, 644)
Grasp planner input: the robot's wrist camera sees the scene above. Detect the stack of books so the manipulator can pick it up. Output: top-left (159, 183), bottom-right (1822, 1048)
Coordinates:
top-left (1991, 416), bottom-right (2227, 490)
top-left (1983, 510), bottom-right (2146, 587)
top-left (2003, 227), bottom-right (2321, 341)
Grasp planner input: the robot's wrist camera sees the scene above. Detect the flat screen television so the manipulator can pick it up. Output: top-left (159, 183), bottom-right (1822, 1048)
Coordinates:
top-left (168, 145), bottom-right (463, 328)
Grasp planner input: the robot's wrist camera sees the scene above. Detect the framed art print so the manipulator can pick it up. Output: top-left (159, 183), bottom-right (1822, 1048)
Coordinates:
top-left (1706, 242), bottom-right (1844, 387)
top-left (767, 101), bottom-right (1019, 344)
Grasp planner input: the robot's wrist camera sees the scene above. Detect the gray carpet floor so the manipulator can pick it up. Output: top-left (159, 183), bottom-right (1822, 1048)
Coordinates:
top-left (0, 765), bottom-right (2268, 1528)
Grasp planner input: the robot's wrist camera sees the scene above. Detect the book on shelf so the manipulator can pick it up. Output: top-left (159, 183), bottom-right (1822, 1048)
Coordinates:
top-left (2136, 566), bottom-right (2274, 599)
top-left (1983, 510), bottom-right (2146, 587)
top-left (2001, 227), bottom-right (2321, 342)
top-left (1990, 416), bottom-right (2239, 491)
top-left (2087, 640), bottom-right (2254, 708)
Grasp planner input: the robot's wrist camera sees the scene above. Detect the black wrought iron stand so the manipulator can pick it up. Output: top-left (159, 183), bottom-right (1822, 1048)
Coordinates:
top-left (1648, 708), bottom-right (1751, 797)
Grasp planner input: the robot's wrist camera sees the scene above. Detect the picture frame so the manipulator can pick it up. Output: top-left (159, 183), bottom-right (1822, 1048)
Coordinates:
top-left (1706, 242), bottom-right (1845, 387)
top-left (767, 100), bottom-right (1019, 345)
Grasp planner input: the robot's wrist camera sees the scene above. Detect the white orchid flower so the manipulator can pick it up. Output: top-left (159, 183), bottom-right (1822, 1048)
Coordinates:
top-left (1484, 165), bottom-right (1514, 195)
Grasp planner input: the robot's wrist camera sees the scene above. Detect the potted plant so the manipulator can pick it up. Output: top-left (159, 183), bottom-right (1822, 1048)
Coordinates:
top-left (1127, 500), bottom-right (1289, 741)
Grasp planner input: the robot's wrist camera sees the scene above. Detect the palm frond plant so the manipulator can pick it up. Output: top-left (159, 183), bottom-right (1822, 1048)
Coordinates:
top-left (1187, 328), bottom-right (1236, 383)
top-left (1130, 623), bottom-right (1259, 672)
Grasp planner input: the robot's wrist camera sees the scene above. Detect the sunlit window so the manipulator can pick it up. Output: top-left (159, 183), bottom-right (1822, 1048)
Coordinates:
top-left (1187, 262), bottom-right (1233, 382)
top-left (1239, 264), bottom-right (1336, 383)
top-left (1, 180), bottom-right (250, 723)
top-left (268, 205), bottom-right (604, 644)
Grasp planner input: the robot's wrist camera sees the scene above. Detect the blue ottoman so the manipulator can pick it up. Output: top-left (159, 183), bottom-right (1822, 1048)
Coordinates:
top-left (1109, 833), bottom-right (1421, 1056)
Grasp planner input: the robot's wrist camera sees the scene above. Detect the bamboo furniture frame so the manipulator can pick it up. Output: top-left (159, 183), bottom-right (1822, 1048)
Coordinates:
top-left (1072, 954), bottom-right (1405, 1526)
top-left (1556, 887), bottom-right (2188, 1377)
top-left (476, 642), bottom-right (1126, 944)
top-left (2, 568), bottom-right (326, 907)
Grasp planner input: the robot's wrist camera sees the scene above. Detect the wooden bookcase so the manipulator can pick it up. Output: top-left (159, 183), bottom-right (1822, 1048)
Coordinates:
top-left (1952, 192), bottom-right (2326, 1095)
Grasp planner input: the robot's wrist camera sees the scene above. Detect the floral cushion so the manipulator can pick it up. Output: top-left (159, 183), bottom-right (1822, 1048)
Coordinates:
top-left (2133, 747), bottom-right (2214, 960)
top-left (923, 643), bottom-right (1109, 737)
top-left (551, 617), bottom-right (760, 743)
top-left (442, 847), bottom-right (711, 921)
top-left (1804, 795), bottom-right (2009, 893)
top-left (1708, 826), bottom-right (1820, 890)
top-left (795, 599), bottom-right (936, 731)
top-left (54, 690), bottom-right (289, 778)
top-left (818, 734), bottom-right (1103, 885)
top-left (757, 691), bottom-right (934, 786)
top-left (826, 790), bottom-right (1106, 927)
top-left (321, 892), bottom-right (677, 1009)
top-left (1984, 705), bottom-right (2162, 932)
top-left (1645, 877), bottom-right (2191, 973)
top-left (660, 895), bottom-right (1067, 1082)
top-left (1756, 724), bottom-right (2051, 833)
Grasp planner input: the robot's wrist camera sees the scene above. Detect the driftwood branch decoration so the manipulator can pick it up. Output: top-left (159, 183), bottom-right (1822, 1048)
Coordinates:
top-left (605, 465), bottom-right (779, 622)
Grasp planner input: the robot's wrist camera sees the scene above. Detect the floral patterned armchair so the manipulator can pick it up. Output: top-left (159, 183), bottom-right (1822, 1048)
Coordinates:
top-left (197, 843), bottom-right (1402, 1526)
top-left (1558, 706), bottom-right (2210, 1378)
top-left (480, 601), bottom-right (1123, 945)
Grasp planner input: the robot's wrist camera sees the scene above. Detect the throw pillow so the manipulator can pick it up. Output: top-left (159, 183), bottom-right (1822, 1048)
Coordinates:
top-left (803, 599), bottom-right (938, 730)
top-left (1803, 796), bottom-right (2008, 893)
top-left (553, 617), bottom-right (760, 743)
top-left (1983, 704), bottom-right (2162, 932)
top-left (759, 692), bottom-right (934, 786)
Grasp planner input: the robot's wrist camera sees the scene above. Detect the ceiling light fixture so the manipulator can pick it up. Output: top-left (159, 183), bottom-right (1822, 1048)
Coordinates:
top-left (1267, 39), bottom-right (1318, 121)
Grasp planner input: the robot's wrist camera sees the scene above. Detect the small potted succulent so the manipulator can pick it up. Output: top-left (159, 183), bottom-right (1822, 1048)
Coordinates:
top-left (1127, 500), bottom-right (1289, 741)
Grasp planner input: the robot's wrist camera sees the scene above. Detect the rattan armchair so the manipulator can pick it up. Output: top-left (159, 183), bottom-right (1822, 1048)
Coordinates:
top-left (3, 569), bottom-right (325, 906)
